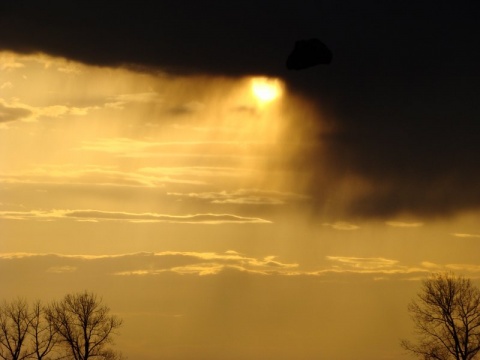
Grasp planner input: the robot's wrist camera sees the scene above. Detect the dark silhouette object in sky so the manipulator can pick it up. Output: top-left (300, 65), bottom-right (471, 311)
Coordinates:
top-left (286, 39), bottom-right (332, 70)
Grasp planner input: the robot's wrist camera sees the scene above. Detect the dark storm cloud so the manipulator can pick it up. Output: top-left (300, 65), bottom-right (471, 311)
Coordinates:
top-left (1, 0), bottom-right (480, 218)
top-left (0, 0), bottom-right (306, 76)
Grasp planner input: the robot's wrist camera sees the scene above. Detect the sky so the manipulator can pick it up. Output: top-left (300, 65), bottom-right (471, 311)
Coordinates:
top-left (1, 1), bottom-right (480, 359)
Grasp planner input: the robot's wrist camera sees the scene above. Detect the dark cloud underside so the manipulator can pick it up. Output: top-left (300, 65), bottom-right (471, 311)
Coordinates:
top-left (0, 103), bottom-right (31, 123)
top-left (1, 0), bottom-right (480, 218)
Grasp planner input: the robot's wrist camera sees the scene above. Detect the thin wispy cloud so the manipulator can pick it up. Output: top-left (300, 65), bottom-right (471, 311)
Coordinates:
top-left (0, 164), bottom-right (207, 187)
top-left (452, 233), bottom-right (480, 238)
top-left (0, 81), bottom-right (13, 89)
top-left (0, 97), bottom-right (99, 124)
top-left (168, 189), bottom-right (307, 206)
top-left (420, 261), bottom-right (442, 269)
top-left (78, 138), bottom-right (268, 158)
top-left (46, 265), bottom-right (77, 273)
top-left (167, 101), bottom-right (205, 115)
top-left (140, 166), bottom-right (257, 179)
top-left (386, 221), bottom-right (424, 228)
top-left (105, 92), bottom-right (163, 109)
top-left (418, 261), bottom-right (480, 278)
top-left (322, 222), bottom-right (359, 231)
top-left (0, 209), bottom-right (271, 224)
top-left (326, 256), bottom-right (400, 270)
top-left (446, 264), bottom-right (480, 273)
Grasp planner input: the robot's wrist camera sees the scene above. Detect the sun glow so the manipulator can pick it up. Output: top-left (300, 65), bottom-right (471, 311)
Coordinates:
top-left (251, 77), bottom-right (282, 102)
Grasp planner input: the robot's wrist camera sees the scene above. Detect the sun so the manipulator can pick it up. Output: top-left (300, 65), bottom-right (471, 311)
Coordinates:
top-left (251, 77), bottom-right (282, 102)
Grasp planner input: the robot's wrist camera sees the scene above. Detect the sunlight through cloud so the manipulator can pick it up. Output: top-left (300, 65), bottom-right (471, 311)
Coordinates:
top-left (251, 77), bottom-right (283, 103)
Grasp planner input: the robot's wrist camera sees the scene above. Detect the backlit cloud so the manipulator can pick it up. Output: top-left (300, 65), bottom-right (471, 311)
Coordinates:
top-left (46, 265), bottom-right (77, 273)
top-left (168, 189), bottom-right (307, 206)
top-left (0, 209), bottom-right (271, 224)
top-left (0, 251), bottom-right (297, 277)
top-left (105, 92), bottom-right (163, 109)
top-left (5, 251), bottom-right (480, 280)
top-left (0, 97), bottom-right (99, 124)
top-left (0, 164), bottom-right (207, 187)
top-left (386, 221), bottom-right (424, 228)
top-left (326, 256), bottom-right (401, 271)
top-left (452, 233), bottom-right (480, 239)
top-left (322, 222), bottom-right (359, 231)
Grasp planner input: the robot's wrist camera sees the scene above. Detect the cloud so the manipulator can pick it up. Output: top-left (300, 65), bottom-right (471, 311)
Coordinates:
top-left (77, 138), bottom-right (254, 161)
top-left (0, 164), bottom-right (207, 187)
top-left (78, 138), bottom-right (159, 154)
top-left (57, 63), bottom-right (82, 74)
top-left (1, 81), bottom-right (13, 89)
top-left (33, 104), bottom-right (98, 118)
top-left (168, 189), bottom-right (307, 206)
top-left (415, 262), bottom-right (480, 279)
top-left (0, 97), bottom-right (98, 124)
top-left (386, 221), bottom-right (424, 228)
top-left (66, 210), bottom-right (271, 224)
top-left (0, 1), bottom-right (297, 76)
top-left (446, 264), bottom-right (480, 273)
top-left (0, 251), bottom-right (297, 277)
top-left (322, 222), bottom-right (359, 231)
top-left (140, 166), bottom-right (256, 179)
top-left (421, 261), bottom-right (442, 269)
top-left (167, 101), bottom-right (205, 115)
top-left (326, 256), bottom-right (400, 270)
top-left (0, 209), bottom-right (271, 224)
top-left (0, 52), bottom-right (25, 70)
top-left (4, 251), bottom-right (470, 280)
top-left (452, 233), bottom-right (480, 239)
top-left (46, 265), bottom-right (77, 273)
top-left (0, 101), bottom-right (32, 123)
top-left (105, 92), bottom-right (163, 109)
top-left (1, 2), bottom-right (480, 220)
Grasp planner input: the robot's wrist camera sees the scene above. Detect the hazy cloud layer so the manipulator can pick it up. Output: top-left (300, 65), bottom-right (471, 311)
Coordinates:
top-left (2, 252), bottom-right (480, 280)
top-left (0, 209), bottom-right (271, 224)
top-left (0, 252), bottom-right (297, 277)
top-left (77, 138), bottom-right (266, 162)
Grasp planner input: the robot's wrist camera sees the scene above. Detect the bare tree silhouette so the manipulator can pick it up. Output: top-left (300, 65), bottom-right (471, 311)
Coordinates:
top-left (46, 291), bottom-right (123, 360)
top-left (28, 301), bottom-right (58, 360)
top-left (402, 272), bottom-right (480, 360)
top-left (0, 298), bottom-right (32, 360)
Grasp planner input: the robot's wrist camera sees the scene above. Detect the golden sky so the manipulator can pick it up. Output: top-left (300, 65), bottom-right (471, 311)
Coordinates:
top-left (2, 52), bottom-right (480, 360)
